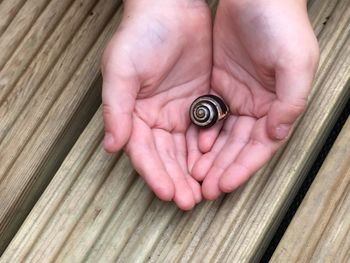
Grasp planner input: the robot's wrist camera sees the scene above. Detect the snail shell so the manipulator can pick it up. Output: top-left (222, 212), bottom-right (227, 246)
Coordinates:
top-left (190, 95), bottom-right (229, 128)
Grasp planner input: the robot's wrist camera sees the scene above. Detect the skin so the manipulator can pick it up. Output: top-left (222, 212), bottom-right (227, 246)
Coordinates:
top-left (102, 0), bottom-right (319, 209)
top-left (101, 0), bottom-right (212, 210)
top-left (191, 0), bottom-right (319, 200)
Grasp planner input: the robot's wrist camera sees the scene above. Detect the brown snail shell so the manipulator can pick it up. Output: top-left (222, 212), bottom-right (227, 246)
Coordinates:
top-left (190, 95), bottom-right (229, 128)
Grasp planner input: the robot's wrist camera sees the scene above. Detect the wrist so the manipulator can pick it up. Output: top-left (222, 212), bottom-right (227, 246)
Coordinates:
top-left (123, 0), bottom-right (207, 9)
top-left (121, 0), bottom-right (210, 29)
top-left (221, 0), bottom-right (307, 7)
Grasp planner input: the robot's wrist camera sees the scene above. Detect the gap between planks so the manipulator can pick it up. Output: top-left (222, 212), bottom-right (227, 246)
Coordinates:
top-left (271, 114), bottom-right (350, 262)
top-left (1, 0), bottom-right (349, 262)
top-left (0, 0), bottom-right (123, 253)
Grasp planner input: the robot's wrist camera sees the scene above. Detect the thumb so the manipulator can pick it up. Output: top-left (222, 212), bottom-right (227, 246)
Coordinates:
top-left (267, 65), bottom-right (315, 140)
top-left (267, 99), bottom-right (306, 140)
top-left (102, 66), bottom-right (139, 153)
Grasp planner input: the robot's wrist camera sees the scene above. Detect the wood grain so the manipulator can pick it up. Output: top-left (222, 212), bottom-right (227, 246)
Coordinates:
top-left (0, 0), bottom-right (99, 138)
top-left (0, 0), bottom-right (51, 69)
top-left (1, 0), bottom-right (350, 262)
top-left (0, 0), bottom-right (27, 37)
top-left (0, 0), bottom-right (123, 253)
top-left (271, 116), bottom-right (350, 263)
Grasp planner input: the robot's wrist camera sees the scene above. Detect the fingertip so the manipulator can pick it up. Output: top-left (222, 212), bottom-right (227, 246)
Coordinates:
top-left (186, 176), bottom-right (202, 204)
top-left (198, 122), bottom-right (222, 153)
top-left (198, 139), bottom-right (213, 153)
top-left (194, 191), bottom-right (203, 204)
top-left (219, 176), bottom-right (238, 193)
top-left (175, 195), bottom-right (196, 211)
top-left (191, 162), bottom-right (207, 182)
top-left (273, 124), bottom-right (291, 140)
top-left (201, 173), bottom-right (221, 201)
top-left (102, 79), bottom-right (136, 153)
top-left (186, 126), bottom-right (202, 173)
top-left (219, 165), bottom-right (250, 193)
top-left (152, 178), bottom-right (175, 201)
top-left (193, 186), bottom-right (203, 204)
top-left (202, 189), bottom-right (221, 201)
top-left (179, 203), bottom-right (196, 211)
top-left (187, 150), bottom-right (201, 174)
top-left (173, 180), bottom-right (196, 210)
top-left (267, 99), bottom-right (304, 141)
top-left (103, 110), bottom-right (132, 153)
top-left (266, 118), bottom-right (282, 142)
top-left (103, 133), bottom-right (119, 153)
top-left (173, 181), bottom-right (196, 210)
top-left (266, 113), bottom-right (291, 141)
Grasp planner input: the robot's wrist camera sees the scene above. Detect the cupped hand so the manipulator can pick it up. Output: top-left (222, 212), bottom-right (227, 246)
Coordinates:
top-left (191, 0), bottom-right (319, 199)
top-left (101, 0), bottom-right (212, 210)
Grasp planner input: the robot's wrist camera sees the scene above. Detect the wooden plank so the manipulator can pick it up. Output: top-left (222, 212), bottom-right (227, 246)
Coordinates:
top-left (1, 0), bottom-right (350, 262)
top-left (271, 116), bottom-right (350, 263)
top-left (308, 0), bottom-right (337, 35)
top-left (0, 0), bottom-right (27, 36)
top-left (0, 0), bottom-right (99, 137)
top-left (0, 0), bottom-right (123, 253)
top-left (0, 0), bottom-right (51, 69)
top-left (210, 10), bottom-right (349, 261)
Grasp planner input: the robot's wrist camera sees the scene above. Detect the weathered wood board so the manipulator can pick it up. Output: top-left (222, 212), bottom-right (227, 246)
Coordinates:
top-left (0, 0), bottom-right (123, 252)
top-left (271, 116), bottom-right (350, 263)
top-left (1, 0), bottom-right (349, 262)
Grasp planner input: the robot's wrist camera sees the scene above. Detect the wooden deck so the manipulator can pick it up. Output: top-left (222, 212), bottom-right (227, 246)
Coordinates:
top-left (271, 112), bottom-right (350, 262)
top-left (0, 0), bottom-right (349, 262)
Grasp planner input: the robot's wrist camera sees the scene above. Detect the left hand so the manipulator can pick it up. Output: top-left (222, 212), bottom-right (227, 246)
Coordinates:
top-left (101, 0), bottom-right (212, 210)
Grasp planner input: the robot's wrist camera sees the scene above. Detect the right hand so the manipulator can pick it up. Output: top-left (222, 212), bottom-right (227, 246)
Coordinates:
top-left (192, 0), bottom-right (319, 200)
top-left (101, 0), bottom-right (212, 210)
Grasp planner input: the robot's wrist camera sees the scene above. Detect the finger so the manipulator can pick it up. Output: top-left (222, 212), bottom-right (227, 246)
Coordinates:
top-left (267, 62), bottom-right (317, 141)
top-left (126, 117), bottom-right (175, 201)
top-left (186, 176), bottom-right (202, 204)
top-left (174, 133), bottom-right (202, 204)
top-left (154, 129), bottom-right (196, 211)
top-left (186, 125), bottom-right (202, 173)
top-left (202, 116), bottom-right (255, 200)
top-left (101, 50), bottom-right (139, 153)
top-left (198, 121), bottom-right (223, 153)
top-left (192, 116), bottom-right (237, 182)
top-left (219, 117), bottom-right (282, 192)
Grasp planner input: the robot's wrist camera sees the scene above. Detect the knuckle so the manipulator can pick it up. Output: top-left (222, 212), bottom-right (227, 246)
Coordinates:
top-left (212, 161), bottom-right (226, 173)
top-left (287, 100), bottom-right (307, 115)
top-left (278, 98), bottom-right (308, 117)
top-left (102, 102), bottom-right (114, 118)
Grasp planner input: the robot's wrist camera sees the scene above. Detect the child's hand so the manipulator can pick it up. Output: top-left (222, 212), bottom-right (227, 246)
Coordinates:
top-left (191, 0), bottom-right (319, 199)
top-left (101, 0), bottom-right (212, 210)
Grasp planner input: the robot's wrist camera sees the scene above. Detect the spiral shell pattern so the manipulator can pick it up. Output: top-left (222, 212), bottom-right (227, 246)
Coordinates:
top-left (190, 95), bottom-right (229, 128)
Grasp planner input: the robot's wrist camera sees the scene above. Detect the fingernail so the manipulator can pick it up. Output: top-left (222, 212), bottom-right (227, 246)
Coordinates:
top-left (104, 133), bottom-right (115, 148)
top-left (275, 124), bottom-right (291, 140)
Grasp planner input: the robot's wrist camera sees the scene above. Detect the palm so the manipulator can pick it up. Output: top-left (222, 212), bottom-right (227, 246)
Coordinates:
top-left (102, 2), bottom-right (212, 210)
top-left (192, 0), bottom-right (319, 199)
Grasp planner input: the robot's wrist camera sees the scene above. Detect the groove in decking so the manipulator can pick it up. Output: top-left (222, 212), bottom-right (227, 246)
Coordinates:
top-left (0, 0), bottom-right (108, 139)
top-left (0, 0), bottom-right (97, 105)
top-left (0, 0), bottom-right (123, 253)
top-left (1, 0), bottom-right (349, 261)
top-left (271, 115), bottom-right (350, 262)
top-left (0, 0), bottom-right (33, 37)
top-left (0, 0), bottom-right (349, 261)
top-left (0, 0), bottom-right (122, 182)
top-left (0, 0), bottom-right (52, 69)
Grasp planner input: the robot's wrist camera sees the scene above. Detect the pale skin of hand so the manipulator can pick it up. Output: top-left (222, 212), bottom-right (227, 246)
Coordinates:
top-left (101, 0), bottom-right (212, 210)
top-left (191, 0), bottom-right (320, 200)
